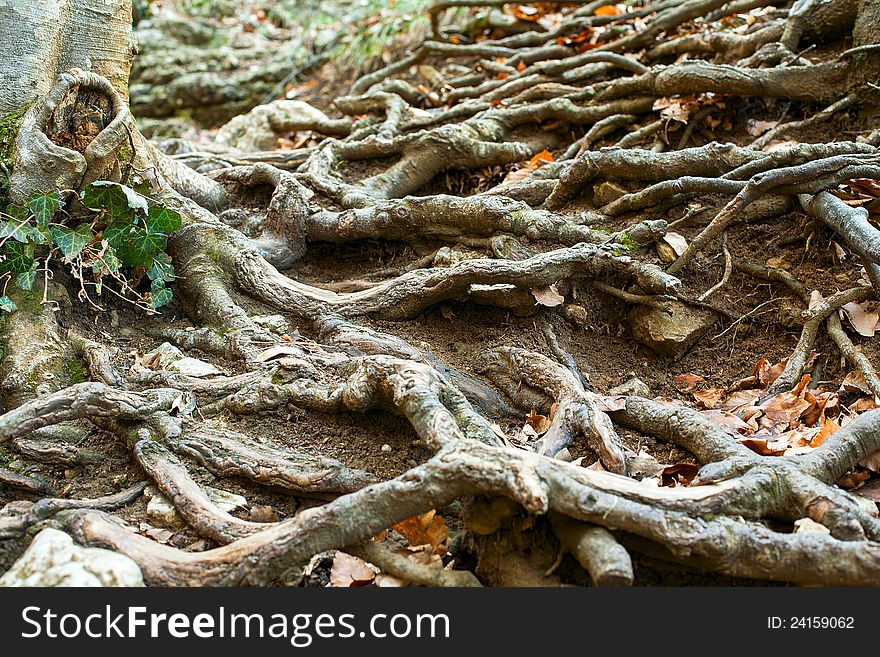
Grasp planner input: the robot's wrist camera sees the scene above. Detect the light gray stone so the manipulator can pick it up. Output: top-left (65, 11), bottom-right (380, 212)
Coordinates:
top-left (609, 375), bottom-right (652, 397)
top-left (0, 528), bottom-right (144, 587)
top-left (628, 300), bottom-right (718, 357)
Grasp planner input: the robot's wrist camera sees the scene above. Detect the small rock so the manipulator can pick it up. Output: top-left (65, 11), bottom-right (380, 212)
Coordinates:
top-left (252, 314), bottom-right (290, 334)
top-left (381, 444), bottom-right (392, 453)
top-left (609, 375), bottom-right (652, 397)
top-left (167, 357), bottom-right (222, 378)
top-left (561, 304), bottom-right (588, 329)
top-left (144, 487), bottom-right (185, 529)
top-left (140, 342), bottom-right (185, 369)
top-left (407, 459), bottom-right (418, 468)
top-left (0, 528), bottom-right (144, 587)
top-left (140, 342), bottom-right (221, 378)
top-left (63, 469), bottom-right (77, 479)
top-left (206, 487), bottom-right (247, 513)
top-left (433, 246), bottom-right (485, 267)
top-left (144, 527), bottom-right (174, 543)
top-left (593, 180), bottom-right (628, 207)
top-left (655, 241), bottom-right (678, 264)
top-left (554, 448), bottom-right (573, 462)
top-left (249, 505), bottom-right (279, 523)
top-left (628, 300), bottom-right (718, 357)
top-left (185, 540), bottom-right (210, 553)
top-left (793, 518), bottom-right (831, 535)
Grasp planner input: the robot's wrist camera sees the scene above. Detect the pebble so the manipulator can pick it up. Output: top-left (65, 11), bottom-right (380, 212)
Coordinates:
top-left (380, 444), bottom-right (392, 453)
top-left (554, 448), bottom-right (573, 462)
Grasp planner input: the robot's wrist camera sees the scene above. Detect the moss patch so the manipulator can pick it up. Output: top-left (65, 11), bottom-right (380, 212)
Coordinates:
top-left (0, 105), bottom-right (31, 207)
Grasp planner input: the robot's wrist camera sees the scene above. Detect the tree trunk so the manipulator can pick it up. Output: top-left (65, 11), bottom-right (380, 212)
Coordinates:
top-left (0, 0), bottom-right (134, 115)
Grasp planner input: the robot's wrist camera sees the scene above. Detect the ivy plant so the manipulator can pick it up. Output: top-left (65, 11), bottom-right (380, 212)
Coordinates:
top-left (0, 179), bottom-right (182, 313)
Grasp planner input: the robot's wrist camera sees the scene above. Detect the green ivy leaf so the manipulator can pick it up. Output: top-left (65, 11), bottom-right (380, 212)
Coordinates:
top-left (51, 224), bottom-right (94, 259)
top-left (115, 225), bottom-right (165, 266)
top-left (82, 181), bottom-right (148, 220)
top-left (146, 252), bottom-right (175, 282)
top-left (0, 220), bottom-right (34, 243)
top-left (102, 222), bottom-right (132, 248)
top-left (104, 247), bottom-right (122, 274)
top-left (30, 225), bottom-right (51, 245)
top-left (2, 242), bottom-right (35, 274)
top-left (27, 191), bottom-right (62, 229)
top-left (0, 296), bottom-right (17, 313)
top-left (3, 204), bottom-right (29, 222)
top-left (149, 286), bottom-right (173, 310)
top-left (14, 265), bottom-right (37, 291)
top-left (145, 205), bottom-right (182, 235)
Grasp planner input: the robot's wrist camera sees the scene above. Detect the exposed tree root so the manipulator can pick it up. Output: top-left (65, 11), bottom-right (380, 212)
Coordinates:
top-left (3, 0), bottom-right (880, 588)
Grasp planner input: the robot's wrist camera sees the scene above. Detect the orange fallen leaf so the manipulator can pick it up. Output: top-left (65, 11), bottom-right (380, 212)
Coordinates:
top-left (392, 510), bottom-right (448, 555)
top-left (594, 4), bottom-right (621, 16)
top-left (810, 417), bottom-right (840, 448)
top-left (660, 463), bottom-right (699, 487)
top-left (701, 409), bottom-right (754, 435)
top-left (740, 437), bottom-right (787, 456)
top-left (720, 389), bottom-right (762, 413)
top-left (693, 387), bottom-right (725, 409)
top-left (502, 149), bottom-right (554, 184)
top-left (525, 410), bottom-right (552, 434)
top-left (674, 373), bottom-right (705, 392)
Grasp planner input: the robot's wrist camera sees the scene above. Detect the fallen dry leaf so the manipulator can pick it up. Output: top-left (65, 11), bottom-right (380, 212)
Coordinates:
top-left (693, 387), bottom-right (725, 409)
top-left (851, 396), bottom-right (880, 412)
top-left (810, 416), bottom-right (840, 448)
top-left (760, 392), bottom-right (812, 430)
top-left (530, 283), bottom-right (565, 307)
top-left (253, 345), bottom-right (303, 362)
top-left (392, 510), bottom-right (448, 554)
top-left (502, 149), bottom-right (554, 184)
top-left (740, 436), bottom-right (787, 456)
top-left (661, 232), bottom-right (688, 257)
top-left (860, 450), bottom-right (880, 472)
top-left (594, 4), bottom-right (621, 16)
top-left (674, 373), bottom-right (705, 392)
top-left (841, 300), bottom-right (880, 337)
top-left (660, 463), bottom-right (699, 487)
top-left (592, 394), bottom-right (627, 412)
top-left (329, 552), bottom-right (376, 587)
top-left (838, 470), bottom-right (871, 489)
top-left (765, 255), bottom-right (790, 269)
top-left (746, 119), bottom-right (778, 136)
top-left (720, 389), bottom-right (762, 413)
top-left (701, 409), bottom-right (754, 435)
top-left (525, 410), bottom-right (552, 434)
top-left (653, 97), bottom-right (690, 123)
top-left (841, 370), bottom-right (871, 395)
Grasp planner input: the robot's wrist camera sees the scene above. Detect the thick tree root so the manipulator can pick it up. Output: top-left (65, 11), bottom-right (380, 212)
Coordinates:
top-left (4, 0), bottom-right (880, 588)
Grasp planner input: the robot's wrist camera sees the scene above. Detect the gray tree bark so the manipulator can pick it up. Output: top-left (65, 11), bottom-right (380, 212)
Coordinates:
top-left (0, 0), bottom-right (134, 115)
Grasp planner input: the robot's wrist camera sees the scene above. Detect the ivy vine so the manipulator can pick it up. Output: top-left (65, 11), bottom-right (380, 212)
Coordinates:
top-left (0, 178), bottom-right (182, 313)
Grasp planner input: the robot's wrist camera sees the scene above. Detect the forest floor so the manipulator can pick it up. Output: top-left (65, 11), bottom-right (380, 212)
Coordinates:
top-left (2, 0), bottom-right (880, 587)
